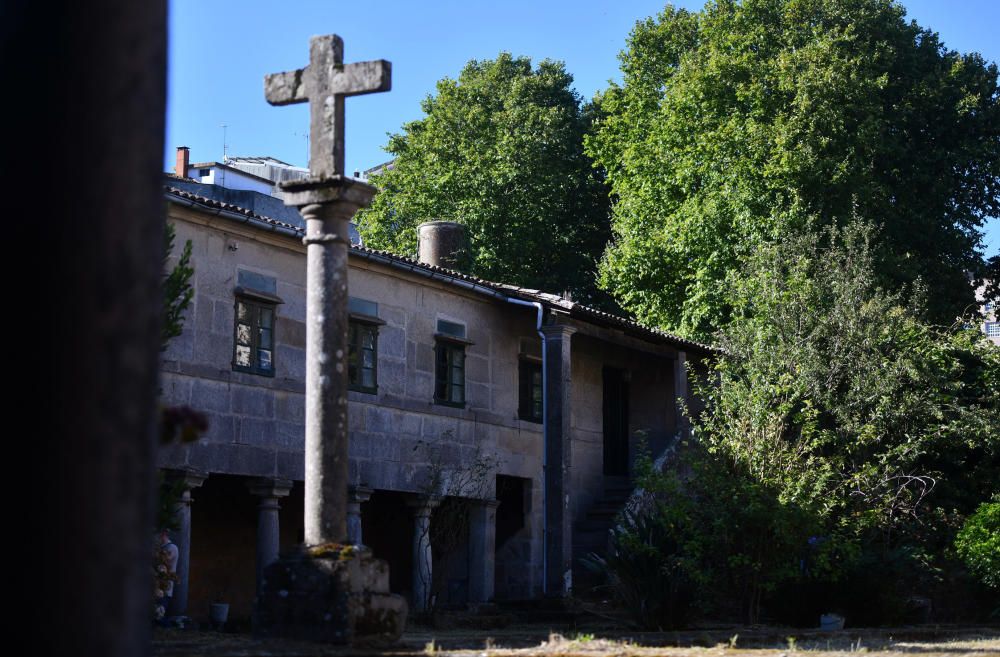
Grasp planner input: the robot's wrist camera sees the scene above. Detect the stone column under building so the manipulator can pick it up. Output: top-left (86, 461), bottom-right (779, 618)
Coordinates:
top-left (407, 496), bottom-right (441, 613)
top-left (248, 478), bottom-right (292, 596)
top-left (165, 468), bottom-right (207, 619)
top-left (540, 324), bottom-right (576, 597)
top-left (347, 486), bottom-right (373, 545)
top-left (467, 498), bottom-right (500, 604)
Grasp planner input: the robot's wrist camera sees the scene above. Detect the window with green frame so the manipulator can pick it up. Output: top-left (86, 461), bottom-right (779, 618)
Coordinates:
top-left (348, 296), bottom-right (382, 394)
top-left (233, 297), bottom-right (275, 376)
top-left (434, 318), bottom-right (470, 407)
top-left (518, 358), bottom-right (543, 423)
top-left (348, 320), bottom-right (378, 393)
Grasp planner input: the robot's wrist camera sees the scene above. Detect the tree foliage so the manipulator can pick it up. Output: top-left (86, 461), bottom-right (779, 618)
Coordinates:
top-left (163, 222), bottom-right (194, 350)
top-left (357, 53), bottom-right (611, 304)
top-left (587, 0), bottom-right (1000, 338)
top-left (955, 497), bottom-right (1000, 590)
top-left (593, 223), bottom-right (1000, 625)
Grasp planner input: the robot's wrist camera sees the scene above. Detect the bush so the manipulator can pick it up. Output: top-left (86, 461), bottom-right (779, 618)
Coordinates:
top-left (955, 498), bottom-right (1000, 590)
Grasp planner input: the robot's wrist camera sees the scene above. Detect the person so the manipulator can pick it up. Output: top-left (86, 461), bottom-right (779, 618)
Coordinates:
top-left (157, 530), bottom-right (179, 626)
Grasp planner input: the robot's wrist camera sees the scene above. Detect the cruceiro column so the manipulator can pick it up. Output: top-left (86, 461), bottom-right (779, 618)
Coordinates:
top-left (407, 496), bottom-right (441, 612)
top-left (468, 499), bottom-right (500, 604)
top-left (347, 485), bottom-right (373, 545)
top-left (164, 468), bottom-right (207, 618)
top-left (540, 324), bottom-right (576, 597)
top-left (248, 478), bottom-right (292, 595)
top-left (258, 34), bottom-right (406, 644)
top-left (265, 33), bottom-right (390, 545)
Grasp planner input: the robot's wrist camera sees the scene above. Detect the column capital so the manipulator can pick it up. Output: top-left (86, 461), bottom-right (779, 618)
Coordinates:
top-left (162, 467), bottom-right (207, 491)
top-left (348, 485), bottom-right (374, 504)
top-left (539, 324), bottom-right (577, 339)
top-left (248, 477), bottom-right (293, 499)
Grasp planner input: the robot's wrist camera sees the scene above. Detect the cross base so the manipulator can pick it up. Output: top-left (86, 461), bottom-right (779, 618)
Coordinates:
top-left (254, 545), bottom-right (408, 645)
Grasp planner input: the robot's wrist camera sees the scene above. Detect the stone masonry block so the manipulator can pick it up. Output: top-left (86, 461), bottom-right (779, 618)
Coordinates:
top-left (277, 344), bottom-right (306, 380)
top-left (192, 332), bottom-right (233, 369)
top-left (381, 305), bottom-right (405, 327)
top-left (277, 316), bottom-right (307, 348)
top-left (415, 343), bottom-right (434, 373)
top-left (231, 384), bottom-right (274, 417)
top-left (422, 415), bottom-right (458, 442)
top-left (189, 378), bottom-right (230, 413)
top-left (393, 411), bottom-right (422, 437)
top-left (407, 371), bottom-right (433, 401)
top-left (274, 420), bottom-right (304, 449)
top-left (365, 406), bottom-right (392, 433)
top-left (194, 293), bottom-right (215, 335)
top-left (276, 449), bottom-right (305, 481)
top-left (468, 382), bottom-right (490, 411)
top-left (274, 390), bottom-right (305, 423)
top-left (212, 298), bottom-right (233, 335)
top-left (202, 413), bottom-right (235, 443)
top-left (379, 324), bottom-right (405, 359)
top-left (237, 417), bottom-right (277, 446)
top-left (378, 359), bottom-right (405, 396)
top-left (160, 374), bottom-right (193, 406)
top-left (466, 354), bottom-right (489, 384)
top-left (348, 404), bottom-right (366, 431)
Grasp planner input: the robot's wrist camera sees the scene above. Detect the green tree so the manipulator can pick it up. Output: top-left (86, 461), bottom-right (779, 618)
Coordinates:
top-left (587, 0), bottom-right (1000, 339)
top-left (594, 223), bottom-right (999, 626)
top-left (358, 53), bottom-right (612, 304)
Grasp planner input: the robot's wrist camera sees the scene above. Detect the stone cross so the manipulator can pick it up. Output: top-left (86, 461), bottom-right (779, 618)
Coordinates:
top-left (265, 34), bottom-right (391, 178)
top-left (265, 35), bottom-right (390, 547)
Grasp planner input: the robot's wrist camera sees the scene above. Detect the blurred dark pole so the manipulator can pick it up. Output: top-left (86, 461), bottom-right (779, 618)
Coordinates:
top-left (2, 1), bottom-right (166, 655)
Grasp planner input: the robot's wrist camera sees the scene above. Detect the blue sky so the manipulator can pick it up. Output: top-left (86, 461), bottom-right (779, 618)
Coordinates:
top-left (166, 0), bottom-right (999, 255)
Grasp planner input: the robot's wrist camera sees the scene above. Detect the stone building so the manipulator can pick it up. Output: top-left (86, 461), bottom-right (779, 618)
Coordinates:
top-left (158, 149), bottom-right (715, 624)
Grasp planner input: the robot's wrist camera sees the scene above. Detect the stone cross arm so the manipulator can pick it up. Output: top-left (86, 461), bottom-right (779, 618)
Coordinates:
top-left (264, 34), bottom-right (391, 178)
top-left (264, 60), bottom-right (391, 106)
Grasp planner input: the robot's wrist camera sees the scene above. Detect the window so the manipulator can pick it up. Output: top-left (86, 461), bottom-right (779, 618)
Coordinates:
top-left (986, 322), bottom-right (1000, 338)
top-left (233, 297), bottom-right (275, 376)
top-left (518, 359), bottom-right (543, 423)
top-left (434, 318), bottom-right (471, 407)
top-left (348, 297), bottom-right (382, 394)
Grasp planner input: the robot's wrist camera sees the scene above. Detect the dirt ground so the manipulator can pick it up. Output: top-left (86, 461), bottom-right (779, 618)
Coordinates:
top-left (153, 624), bottom-right (1000, 657)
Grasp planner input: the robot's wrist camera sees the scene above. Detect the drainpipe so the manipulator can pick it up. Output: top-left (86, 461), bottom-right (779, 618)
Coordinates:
top-left (504, 297), bottom-right (549, 596)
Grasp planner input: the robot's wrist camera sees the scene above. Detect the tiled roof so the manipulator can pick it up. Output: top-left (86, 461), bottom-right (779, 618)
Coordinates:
top-left (165, 185), bottom-right (717, 354)
top-left (166, 185), bottom-right (303, 233)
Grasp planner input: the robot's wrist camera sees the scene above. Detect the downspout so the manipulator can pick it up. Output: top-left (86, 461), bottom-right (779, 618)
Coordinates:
top-left (504, 297), bottom-right (549, 596)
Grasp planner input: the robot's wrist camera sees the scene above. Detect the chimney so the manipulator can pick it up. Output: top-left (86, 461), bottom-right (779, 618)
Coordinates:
top-left (175, 146), bottom-right (190, 178)
top-left (417, 220), bottom-right (468, 270)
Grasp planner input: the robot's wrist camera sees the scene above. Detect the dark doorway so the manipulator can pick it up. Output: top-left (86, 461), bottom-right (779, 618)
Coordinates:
top-left (603, 367), bottom-right (630, 476)
top-left (364, 491), bottom-right (414, 598)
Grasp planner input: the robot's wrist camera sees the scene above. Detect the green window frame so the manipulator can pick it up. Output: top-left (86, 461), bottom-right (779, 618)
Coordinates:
top-left (518, 358), bottom-right (543, 423)
top-left (348, 320), bottom-right (379, 394)
top-left (434, 339), bottom-right (466, 407)
top-left (233, 297), bottom-right (276, 376)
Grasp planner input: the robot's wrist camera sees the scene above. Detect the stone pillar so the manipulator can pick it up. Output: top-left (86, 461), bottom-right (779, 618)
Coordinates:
top-left (540, 324), bottom-right (576, 597)
top-left (248, 478), bottom-right (292, 596)
top-left (280, 178), bottom-right (375, 546)
top-left (347, 486), bottom-right (373, 545)
top-left (164, 468), bottom-right (207, 618)
top-left (467, 499), bottom-right (500, 604)
top-left (674, 350), bottom-right (689, 439)
top-left (407, 496), bottom-right (441, 612)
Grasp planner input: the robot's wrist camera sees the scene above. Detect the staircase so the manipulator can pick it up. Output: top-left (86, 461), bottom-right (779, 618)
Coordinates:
top-left (571, 476), bottom-right (633, 596)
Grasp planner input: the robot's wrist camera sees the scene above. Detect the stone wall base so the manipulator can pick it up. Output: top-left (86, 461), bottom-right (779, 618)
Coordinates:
top-left (255, 545), bottom-right (407, 644)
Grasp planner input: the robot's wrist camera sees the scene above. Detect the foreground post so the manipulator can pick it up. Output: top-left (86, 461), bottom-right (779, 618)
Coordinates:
top-left (255, 34), bottom-right (406, 644)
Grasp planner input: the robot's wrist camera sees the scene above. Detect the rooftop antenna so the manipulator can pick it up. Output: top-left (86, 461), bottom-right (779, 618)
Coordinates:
top-left (220, 123), bottom-right (228, 188)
